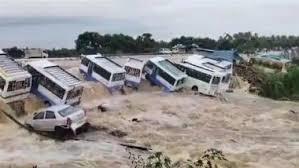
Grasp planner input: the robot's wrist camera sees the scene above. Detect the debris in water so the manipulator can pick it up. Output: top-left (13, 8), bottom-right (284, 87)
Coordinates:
top-left (110, 130), bottom-right (128, 138)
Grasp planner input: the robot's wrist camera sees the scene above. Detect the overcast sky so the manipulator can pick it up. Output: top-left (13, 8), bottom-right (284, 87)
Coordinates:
top-left (0, 0), bottom-right (299, 48)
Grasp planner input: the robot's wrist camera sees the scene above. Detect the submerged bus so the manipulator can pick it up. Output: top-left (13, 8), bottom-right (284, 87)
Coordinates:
top-left (80, 54), bottom-right (126, 91)
top-left (176, 61), bottom-right (223, 96)
top-left (143, 57), bottom-right (187, 92)
top-left (185, 55), bottom-right (233, 92)
top-left (26, 60), bottom-right (83, 105)
top-left (124, 57), bottom-right (145, 89)
top-left (0, 54), bottom-right (32, 103)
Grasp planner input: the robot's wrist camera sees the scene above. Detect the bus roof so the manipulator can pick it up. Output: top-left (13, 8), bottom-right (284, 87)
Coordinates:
top-left (179, 62), bottom-right (225, 77)
top-left (0, 49), bottom-right (5, 55)
top-left (185, 55), bottom-right (232, 72)
top-left (124, 57), bottom-right (145, 69)
top-left (0, 55), bottom-right (31, 79)
top-left (149, 57), bottom-right (187, 79)
top-left (27, 60), bottom-right (81, 88)
top-left (84, 54), bottom-right (125, 74)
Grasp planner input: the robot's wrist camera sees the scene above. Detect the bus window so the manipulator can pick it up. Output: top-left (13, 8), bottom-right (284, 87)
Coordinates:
top-left (158, 69), bottom-right (175, 85)
top-left (221, 74), bottom-right (231, 83)
top-left (81, 58), bottom-right (90, 66)
top-left (125, 66), bottom-right (140, 77)
top-left (7, 81), bottom-right (15, 91)
top-left (186, 68), bottom-right (211, 83)
top-left (176, 78), bottom-right (185, 86)
top-left (112, 73), bottom-right (125, 81)
top-left (6, 78), bottom-right (31, 91)
top-left (212, 77), bottom-right (221, 84)
top-left (40, 76), bottom-right (65, 99)
top-left (93, 64), bottom-right (111, 81)
top-left (175, 64), bottom-right (186, 72)
top-left (67, 87), bottom-right (83, 100)
top-left (0, 76), bottom-right (5, 90)
top-left (145, 61), bottom-right (154, 70)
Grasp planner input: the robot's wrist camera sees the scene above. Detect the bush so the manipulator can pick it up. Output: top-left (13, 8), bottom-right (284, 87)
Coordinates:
top-left (259, 66), bottom-right (299, 100)
top-left (128, 149), bottom-right (229, 168)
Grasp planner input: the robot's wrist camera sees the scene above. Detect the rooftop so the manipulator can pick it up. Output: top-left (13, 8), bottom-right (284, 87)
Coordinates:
top-left (197, 48), bottom-right (240, 62)
top-left (0, 55), bottom-right (31, 78)
top-left (85, 54), bottom-right (125, 73)
top-left (124, 57), bottom-right (145, 69)
top-left (28, 60), bottom-right (81, 87)
top-left (185, 55), bottom-right (232, 72)
top-left (0, 49), bottom-right (5, 55)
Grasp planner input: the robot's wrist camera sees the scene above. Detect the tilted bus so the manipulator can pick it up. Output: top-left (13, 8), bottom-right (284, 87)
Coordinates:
top-left (80, 54), bottom-right (126, 91)
top-left (143, 57), bottom-right (187, 91)
top-left (0, 54), bottom-right (32, 103)
top-left (26, 60), bottom-right (83, 105)
top-left (175, 61), bottom-right (223, 96)
top-left (123, 57), bottom-right (145, 89)
top-left (185, 55), bottom-right (233, 92)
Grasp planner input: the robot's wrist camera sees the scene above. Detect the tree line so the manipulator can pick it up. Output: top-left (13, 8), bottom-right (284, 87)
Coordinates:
top-left (3, 31), bottom-right (299, 58)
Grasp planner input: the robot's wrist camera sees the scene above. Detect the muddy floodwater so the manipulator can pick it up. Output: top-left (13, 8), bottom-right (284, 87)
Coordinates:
top-left (0, 55), bottom-right (298, 168)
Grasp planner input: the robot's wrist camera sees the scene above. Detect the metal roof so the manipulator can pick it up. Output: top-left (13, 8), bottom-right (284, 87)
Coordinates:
top-left (124, 57), bottom-right (145, 69)
top-left (44, 66), bottom-right (81, 87)
top-left (185, 55), bottom-right (232, 72)
top-left (85, 54), bottom-right (125, 74)
top-left (27, 60), bottom-right (81, 88)
top-left (197, 49), bottom-right (240, 62)
top-left (0, 55), bottom-right (31, 78)
top-left (179, 62), bottom-right (224, 76)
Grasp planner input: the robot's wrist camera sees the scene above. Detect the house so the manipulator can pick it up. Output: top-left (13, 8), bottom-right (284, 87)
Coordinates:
top-left (196, 48), bottom-right (241, 63)
top-left (172, 44), bottom-right (186, 54)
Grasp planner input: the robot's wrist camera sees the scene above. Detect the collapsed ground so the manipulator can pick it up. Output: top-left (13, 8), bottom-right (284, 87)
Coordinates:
top-left (0, 56), bottom-right (298, 168)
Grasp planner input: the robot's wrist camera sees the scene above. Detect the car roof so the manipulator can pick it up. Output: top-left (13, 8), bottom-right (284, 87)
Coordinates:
top-left (45, 104), bottom-right (70, 112)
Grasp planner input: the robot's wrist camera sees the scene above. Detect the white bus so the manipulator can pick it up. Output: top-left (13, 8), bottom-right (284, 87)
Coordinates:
top-left (176, 61), bottom-right (224, 96)
top-left (124, 57), bottom-right (145, 89)
top-left (26, 60), bottom-right (83, 105)
top-left (184, 55), bottom-right (233, 92)
top-left (143, 57), bottom-right (187, 92)
top-left (0, 54), bottom-right (32, 103)
top-left (80, 54), bottom-right (126, 91)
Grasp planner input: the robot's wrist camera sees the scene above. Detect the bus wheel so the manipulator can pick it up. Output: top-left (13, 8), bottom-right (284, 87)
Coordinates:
top-left (44, 101), bottom-right (51, 107)
top-left (145, 74), bottom-right (150, 80)
top-left (192, 86), bottom-right (198, 92)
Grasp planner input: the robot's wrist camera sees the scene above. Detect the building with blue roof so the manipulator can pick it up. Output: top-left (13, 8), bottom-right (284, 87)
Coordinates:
top-left (196, 48), bottom-right (241, 63)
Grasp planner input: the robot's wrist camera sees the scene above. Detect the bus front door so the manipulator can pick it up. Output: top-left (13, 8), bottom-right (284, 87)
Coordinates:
top-left (87, 63), bottom-right (93, 75)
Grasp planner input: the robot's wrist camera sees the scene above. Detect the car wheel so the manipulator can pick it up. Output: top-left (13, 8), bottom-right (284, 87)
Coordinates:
top-left (192, 86), bottom-right (198, 92)
top-left (55, 126), bottom-right (66, 137)
top-left (25, 124), bottom-right (34, 131)
top-left (82, 123), bottom-right (90, 132)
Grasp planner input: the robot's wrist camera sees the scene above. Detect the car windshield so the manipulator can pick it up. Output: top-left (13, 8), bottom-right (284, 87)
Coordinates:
top-left (58, 106), bottom-right (79, 117)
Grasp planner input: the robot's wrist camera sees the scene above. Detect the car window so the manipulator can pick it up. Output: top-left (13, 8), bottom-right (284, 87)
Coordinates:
top-left (33, 112), bottom-right (45, 120)
top-left (58, 106), bottom-right (79, 117)
top-left (45, 111), bottom-right (56, 119)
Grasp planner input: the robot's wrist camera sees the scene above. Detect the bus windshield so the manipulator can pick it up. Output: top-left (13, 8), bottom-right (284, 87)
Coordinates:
top-left (67, 87), bottom-right (83, 100)
top-left (212, 76), bottom-right (221, 84)
top-left (112, 73), bottom-right (125, 81)
top-left (125, 66), bottom-right (141, 77)
top-left (176, 78), bottom-right (185, 86)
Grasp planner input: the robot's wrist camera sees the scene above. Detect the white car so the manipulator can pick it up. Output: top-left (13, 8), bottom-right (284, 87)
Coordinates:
top-left (25, 105), bottom-right (88, 135)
